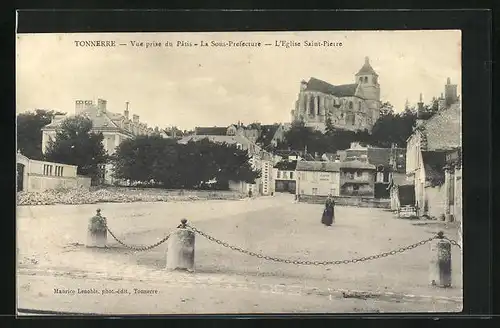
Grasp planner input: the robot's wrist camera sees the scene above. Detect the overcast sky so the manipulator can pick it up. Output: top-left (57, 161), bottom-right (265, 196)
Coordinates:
top-left (16, 30), bottom-right (461, 130)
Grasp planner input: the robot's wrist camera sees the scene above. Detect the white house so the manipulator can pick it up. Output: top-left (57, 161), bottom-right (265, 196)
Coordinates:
top-left (295, 161), bottom-right (341, 197)
top-left (41, 99), bottom-right (155, 184)
top-left (16, 151), bottom-right (91, 192)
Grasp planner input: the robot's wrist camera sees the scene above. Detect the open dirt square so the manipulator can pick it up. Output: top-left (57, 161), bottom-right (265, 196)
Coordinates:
top-left (17, 194), bottom-right (463, 314)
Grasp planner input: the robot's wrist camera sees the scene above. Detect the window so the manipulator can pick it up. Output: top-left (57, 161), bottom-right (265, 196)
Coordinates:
top-left (277, 171), bottom-right (281, 179)
top-left (359, 77), bottom-right (363, 83)
top-left (356, 171), bottom-right (362, 178)
top-left (283, 172), bottom-right (288, 179)
top-left (55, 166), bottom-right (64, 177)
top-left (349, 101), bottom-right (353, 109)
top-left (312, 188), bottom-right (318, 195)
top-left (290, 172), bottom-right (294, 179)
top-left (364, 76), bottom-right (368, 83)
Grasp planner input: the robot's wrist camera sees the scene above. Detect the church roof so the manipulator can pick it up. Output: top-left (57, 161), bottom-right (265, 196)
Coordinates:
top-left (355, 57), bottom-right (378, 76)
top-left (305, 78), bottom-right (359, 98)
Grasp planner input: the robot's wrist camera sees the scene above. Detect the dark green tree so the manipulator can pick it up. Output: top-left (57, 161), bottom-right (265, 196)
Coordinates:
top-left (16, 109), bottom-right (66, 160)
top-left (44, 115), bottom-right (108, 183)
top-left (370, 104), bottom-right (417, 148)
top-left (111, 136), bottom-right (260, 190)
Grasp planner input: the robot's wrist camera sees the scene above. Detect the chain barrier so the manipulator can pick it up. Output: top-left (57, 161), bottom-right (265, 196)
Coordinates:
top-left (186, 224), bottom-right (461, 265)
top-left (106, 227), bottom-right (171, 252)
top-left (443, 236), bottom-right (461, 249)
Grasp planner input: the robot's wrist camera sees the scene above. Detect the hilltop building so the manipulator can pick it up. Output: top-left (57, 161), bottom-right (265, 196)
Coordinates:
top-left (290, 57), bottom-right (381, 132)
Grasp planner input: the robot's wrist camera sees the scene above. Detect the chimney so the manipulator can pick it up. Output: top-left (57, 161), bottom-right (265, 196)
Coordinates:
top-left (133, 114), bottom-right (139, 123)
top-left (365, 56), bottom-right (370, 65)
top-left (75, 100), bottom-right (84, 114)
top-left (97, 99), bottom-right (107, 114)
top-left (124, 102), bottom-right (130, 119)
top-left (416, 93), bottom-right (425, 118)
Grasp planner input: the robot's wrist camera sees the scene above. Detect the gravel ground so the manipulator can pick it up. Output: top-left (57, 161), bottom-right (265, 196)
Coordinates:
top-left (17, 194), bottom-right (463, 314)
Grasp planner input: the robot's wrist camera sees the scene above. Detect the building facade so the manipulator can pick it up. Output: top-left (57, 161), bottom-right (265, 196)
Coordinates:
top-left (339, 160), bottom-right (376, 197)
top-left (41, 99), bottom-right (155, 184)
top-left (16, 151), bottom-right (91, 192)
top-left (405, 78), bottom-right (461, 219)
top-left (290, 57), bottom-right (381, 132)
top-left (296, 161), bottom-right (341, 197)
top-left (272, 160), bottom-right (297, 194)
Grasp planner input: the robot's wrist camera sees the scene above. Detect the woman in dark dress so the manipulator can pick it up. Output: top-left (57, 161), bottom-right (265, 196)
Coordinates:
top-left (321, 194), bottom-right (335, 226)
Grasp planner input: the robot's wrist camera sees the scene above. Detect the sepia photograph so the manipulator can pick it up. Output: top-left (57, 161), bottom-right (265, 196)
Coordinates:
top-left (16, 30), bottom-right (463, 315)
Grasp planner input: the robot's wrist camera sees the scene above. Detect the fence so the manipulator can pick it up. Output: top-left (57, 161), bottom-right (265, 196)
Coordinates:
top-left (86, 209), bottom-right (461, 289)
top-left (298, 195), bottom-right (391, 208)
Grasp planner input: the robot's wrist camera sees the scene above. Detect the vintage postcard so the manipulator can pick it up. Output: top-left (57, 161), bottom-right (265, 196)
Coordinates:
top-left (16, 30), bottom-right (462, 315)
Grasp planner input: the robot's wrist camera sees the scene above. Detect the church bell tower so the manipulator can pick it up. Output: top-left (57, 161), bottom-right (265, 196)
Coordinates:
top-left (355, 56), bottom-right (381, 124)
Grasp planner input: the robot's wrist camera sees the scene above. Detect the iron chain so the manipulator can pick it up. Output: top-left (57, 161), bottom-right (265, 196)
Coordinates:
top-left (443, 236), bottom-right (462, 249)
top-left (106, 227), bottom-right (171, 252)
top-left (186, 224), bottom-right (440, 266)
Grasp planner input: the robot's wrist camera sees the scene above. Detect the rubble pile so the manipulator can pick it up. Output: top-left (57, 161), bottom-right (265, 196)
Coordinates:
top-left (17, 187), bottom-right (244, 206)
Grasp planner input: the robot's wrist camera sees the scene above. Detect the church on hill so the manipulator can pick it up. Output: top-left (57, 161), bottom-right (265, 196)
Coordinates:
top-left (290, 57), bottom-right (381, 132)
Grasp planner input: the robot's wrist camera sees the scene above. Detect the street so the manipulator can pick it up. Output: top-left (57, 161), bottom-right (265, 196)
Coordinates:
top-left (17, 194), bottom-right (463, 314)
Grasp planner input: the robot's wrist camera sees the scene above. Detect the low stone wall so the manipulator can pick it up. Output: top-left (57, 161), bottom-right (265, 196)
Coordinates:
top-left (298, 195), bottom-right (391, 209)
top-left (17, 186), bottom-right (246, 206)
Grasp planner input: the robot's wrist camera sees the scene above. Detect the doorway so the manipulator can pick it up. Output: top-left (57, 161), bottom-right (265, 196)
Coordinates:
top-left (17, 163), bottom-right (25, 192)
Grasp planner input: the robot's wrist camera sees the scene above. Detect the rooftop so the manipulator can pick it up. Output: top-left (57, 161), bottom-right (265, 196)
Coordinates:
top-left (194, 127), bottom-right (228, 136)
top-left (355, 57), bottom-right (379, 77)
top-left (296, 161), bottom-right (341, 172)
top-left (305, 78), bottom-right (359, 98)
top-left (340, 160), bottom-right (376, 170)
top-left (418, 102), bottom-right (461, 151)
top-left (178, 134), bottom-right (252, 146)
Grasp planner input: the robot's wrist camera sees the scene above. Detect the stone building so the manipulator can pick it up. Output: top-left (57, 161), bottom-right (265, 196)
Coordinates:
top-left (290, 57), bottom-right (381, 132)
top-left (41, 99), bottom-right (155, 184)
top-left (405, 78), bottom-right (461, 219)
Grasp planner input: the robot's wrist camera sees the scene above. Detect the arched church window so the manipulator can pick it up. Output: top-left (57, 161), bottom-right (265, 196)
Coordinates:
top-left (359, 77), bottom-right (363, 83)
top-left (309, 96), bottom-right (315, 115)
top-left (364, 76), bottom-right (368, 83)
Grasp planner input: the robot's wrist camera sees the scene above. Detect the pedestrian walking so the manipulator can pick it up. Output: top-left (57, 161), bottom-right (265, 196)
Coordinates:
top-left (321, 194), bottom-right (335, 226)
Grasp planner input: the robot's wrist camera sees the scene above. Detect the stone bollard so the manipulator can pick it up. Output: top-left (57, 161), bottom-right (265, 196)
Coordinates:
top-left (166, 219), bottom-right (195, 272)
top-left (429, 231), bottom-right (452, 288)
top-left (86, 209), bottom-right (107, 248)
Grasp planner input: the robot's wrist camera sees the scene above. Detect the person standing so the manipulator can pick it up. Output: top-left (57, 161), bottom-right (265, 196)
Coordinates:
top-left (321, 194), bottom-right (335, 226)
